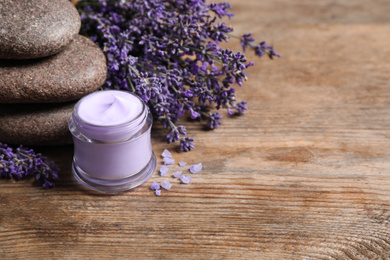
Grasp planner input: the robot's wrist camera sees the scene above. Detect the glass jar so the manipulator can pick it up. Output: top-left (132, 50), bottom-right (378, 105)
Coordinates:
top-left (68, 90), bottom-right (156, 193)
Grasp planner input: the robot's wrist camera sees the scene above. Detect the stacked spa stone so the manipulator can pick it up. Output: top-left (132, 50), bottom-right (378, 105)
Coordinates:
top-left (0, 0), bottom-right (107, 145)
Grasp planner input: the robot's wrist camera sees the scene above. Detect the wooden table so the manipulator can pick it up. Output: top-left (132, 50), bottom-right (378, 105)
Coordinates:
top-left (1, 0), bottom-right (390, 258)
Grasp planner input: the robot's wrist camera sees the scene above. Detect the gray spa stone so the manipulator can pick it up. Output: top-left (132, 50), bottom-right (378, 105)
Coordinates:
top-left (0, 101), bottom-right (75, 145)
top-left (0, 35), bottom-right (107, 103)
top-left (0, 0), bottom-right (81, 59)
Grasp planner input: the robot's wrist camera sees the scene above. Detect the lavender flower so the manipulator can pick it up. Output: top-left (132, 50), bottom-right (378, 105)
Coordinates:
top-left (254, 41), bottom-right (281, 59)
top-left (0, 143), bottom-right (59, 188)
top-left (76, 0), bottom-right (278, 151)
top-left (180, 137), bottom-right (195, 152)
top-left (155, 190), bottom-right (161, 196)
top-left (235, 100), bottom-right (248, 114)
top-left (240, 34), bottom-right (255, 52)
top-left (207, 112), bottom-right (223, 129)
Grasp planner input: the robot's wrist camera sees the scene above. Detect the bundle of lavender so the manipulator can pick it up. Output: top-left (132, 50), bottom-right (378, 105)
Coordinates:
top-left (76, 0), bottom-right (279, 151)
top-left (1, 0), bottom-right (278, 188)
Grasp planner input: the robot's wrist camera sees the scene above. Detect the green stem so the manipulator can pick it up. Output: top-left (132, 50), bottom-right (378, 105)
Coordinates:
top-left (200, 111), bottom-right (211, 118)
top-left (127, 76), bottom-right (135, 92)
top-left (135, 62), bottom-right (164, 76)
top-left (226, 33), bottom-right (240, 39)
top-left (169, 120), bottom-right (178, 131)
top-left (128, 65), bottom-right (141, 78)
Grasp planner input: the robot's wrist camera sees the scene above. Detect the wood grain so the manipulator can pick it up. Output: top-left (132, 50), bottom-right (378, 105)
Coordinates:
top-left (1, 0), bottom-right (390, 259)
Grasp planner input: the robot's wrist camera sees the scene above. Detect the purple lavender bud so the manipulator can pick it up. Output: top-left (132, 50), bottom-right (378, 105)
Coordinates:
top-left (208, 111), bottom-right (223, 129)
top-left (235, 100), bottom-right (248, 114)
top-left (179, 175), bottom-right (192, 184)
top-left (173, 171), bottom-right (182, 178)
top-left (150, 181), bottom-right (160, 190)
top-left (180, 137), bottom-right (195, 152)
top-left (182, 90), bottom-right (194, 98)
top-left (210, 2), bottom-right (234, 19)
top-left (43, 181), bottom-right (55, 189)
top-left (155, 190), bottom-right (161, 196)
top-left (165, 128), bottom-right (181, 143)
top-left (240, 33), bottom-right (255, 52)
top-left (161, 149), bottom-right (172, 158)
top-left (190, 109), bottom-right (200, 119)
top-left (190, 163), bottom-right (202, 174)
top-left (161, 180), bottom-right (172, 190)
top-left (177, 126), bottom-right (187, 135)
top-left (159, 165), bottom-right (169, 176)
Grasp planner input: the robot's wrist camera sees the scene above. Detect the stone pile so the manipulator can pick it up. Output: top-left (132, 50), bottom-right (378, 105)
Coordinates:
top-left (0, 0), bottom-right (107, 145)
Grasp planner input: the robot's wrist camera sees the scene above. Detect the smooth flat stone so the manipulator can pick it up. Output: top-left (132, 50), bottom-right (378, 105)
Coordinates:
top-left (0, 0), bottom-right (81, 59)
top-left (0, 35), bottom-right (107, 103)
top-left (0, 101), bottom-right (75, 145)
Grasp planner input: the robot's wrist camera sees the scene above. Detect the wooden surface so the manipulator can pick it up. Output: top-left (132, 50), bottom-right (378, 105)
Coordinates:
top-left (1, 0), bottom-right (390, 259)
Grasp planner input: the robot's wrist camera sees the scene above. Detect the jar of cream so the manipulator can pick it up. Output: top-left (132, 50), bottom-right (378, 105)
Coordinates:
top-left (68, 90), bottom-right (156, 193)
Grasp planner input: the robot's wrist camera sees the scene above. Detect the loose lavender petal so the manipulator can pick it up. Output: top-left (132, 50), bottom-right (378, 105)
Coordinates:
top-left (173, 171), bottom-right (182, 178)
top-left (179, 161), bottom-right (187, 167)
top-left (190, 163), bottom-right (202, 174)
top-left (180, 175), bottom-right (192, 184)
top-left (161, 149), bottom-right (172, 158)
top-left (163, 157), bottom-right (175, 165)
top-left (150, 181), bottom-right (160, 190)
top-left (159, 165), bottom-right (169, 176)
top-left (155, 190), bottom-right (161, 196)
top-left (161, 180), bottom-right (172, 190)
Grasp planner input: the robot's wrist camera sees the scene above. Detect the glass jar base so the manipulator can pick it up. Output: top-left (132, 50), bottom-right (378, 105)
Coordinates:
top-left (72, 153), bottom-right (156, 193)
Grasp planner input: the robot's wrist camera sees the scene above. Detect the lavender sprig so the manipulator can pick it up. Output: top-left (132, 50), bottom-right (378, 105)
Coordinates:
top-left (0, 143), bottom-right (59, 189)
top-left (76, 0), bottom-right (279, 150)
top-left (240, 34), bottom-right (280, 59)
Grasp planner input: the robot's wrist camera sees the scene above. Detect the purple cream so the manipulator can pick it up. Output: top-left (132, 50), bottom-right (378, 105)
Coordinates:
top-left (68, 90), bottom-right (156, 193)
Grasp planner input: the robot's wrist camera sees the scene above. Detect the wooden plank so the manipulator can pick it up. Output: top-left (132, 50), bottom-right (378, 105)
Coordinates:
top-left (1, 0), bottom-right (390, 259)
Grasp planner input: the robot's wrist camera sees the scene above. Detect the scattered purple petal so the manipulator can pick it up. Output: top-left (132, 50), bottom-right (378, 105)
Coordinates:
top-left (159, 165), bottom-right (169, 176)
top-left (155, 190), bottom-right (161, 196)
top-left (173, 171), bottom-right (182, 178)
top-left (190, 163), bottom-right (203, 174)
top-left (180, 175), bottom-right (192, 184)
top-left (150, 181), bottom-right (160, 190)
top-left (163, 157), bottom-right (175, 165)
top-left (161, 149), bottom-right (172, 158)
top-left (161, 180), bottom-right (172, 190)
top-left (179, 161), bottom-right (187, 167)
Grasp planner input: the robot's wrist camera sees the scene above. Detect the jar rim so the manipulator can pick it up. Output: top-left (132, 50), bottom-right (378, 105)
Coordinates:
top-left (73, 90), bottom-right (147, 128)
top-left (70, 90), bottom-right (149, 142)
